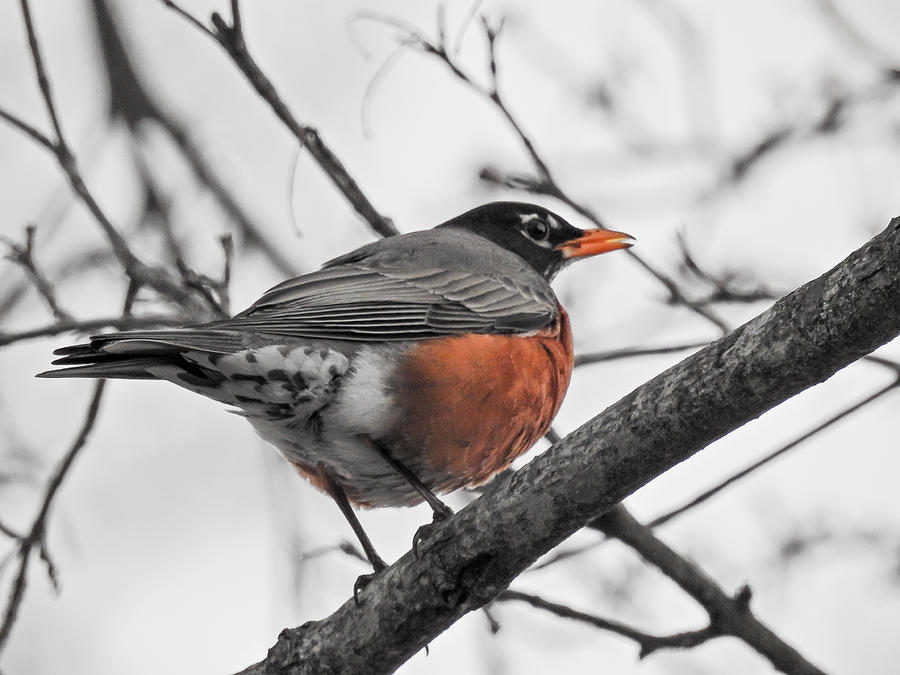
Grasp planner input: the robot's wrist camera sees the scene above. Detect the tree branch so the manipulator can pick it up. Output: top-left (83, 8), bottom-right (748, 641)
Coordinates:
top-left (0, 381), bottom-right (107, 655)
top-left (592, 506), bottom-right (826, 674)
top-left (0, 315), bottom-right (185, 348)
top-left (648, 379), bottom-right (900, 528)
top-left (8, 0), bottom-right (206, 311)
top-left (500, 589), bottom-right (722, 659)
top-left (235, 215), bottom-right (899, 672)
top-left (574, 341), bottom-right (710, 367)
top-left (162, 1), bottom-right (397, 239)
top-left (357, 10), bottom-right (730, 333)
top-left (91, 0), bottom-right (298, 278)
top-left (3, 226), bottom-right (73, 322)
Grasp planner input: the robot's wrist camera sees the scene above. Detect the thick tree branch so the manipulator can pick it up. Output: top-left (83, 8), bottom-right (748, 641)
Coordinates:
top-left (236, 215), bottom-right (899, 673)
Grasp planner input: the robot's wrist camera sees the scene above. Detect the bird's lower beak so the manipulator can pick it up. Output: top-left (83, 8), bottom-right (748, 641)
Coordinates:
top-left (556, 228), bottom-right (635, 259)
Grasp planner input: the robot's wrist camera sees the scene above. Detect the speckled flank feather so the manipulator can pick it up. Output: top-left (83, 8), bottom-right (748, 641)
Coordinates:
top-left (147, 345), bottom-right (351, 422)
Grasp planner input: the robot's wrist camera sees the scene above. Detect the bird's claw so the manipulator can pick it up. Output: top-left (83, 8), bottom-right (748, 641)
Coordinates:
top-left (413, 507), bottom-right (453, 558)
top-left (353, 559), bottom-right (388, 605)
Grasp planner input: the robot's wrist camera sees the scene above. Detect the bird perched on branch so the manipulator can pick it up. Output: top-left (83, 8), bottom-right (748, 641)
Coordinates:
top-left (39, 202), bottom-right (632, 574)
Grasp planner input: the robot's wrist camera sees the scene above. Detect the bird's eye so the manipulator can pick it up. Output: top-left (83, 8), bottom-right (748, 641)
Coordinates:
top-left (525, 218), bottom-right (549, 241)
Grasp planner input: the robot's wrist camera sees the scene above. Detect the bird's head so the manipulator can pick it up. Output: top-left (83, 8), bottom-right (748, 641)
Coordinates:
top-left (438, 201), bottom-right (633, 281)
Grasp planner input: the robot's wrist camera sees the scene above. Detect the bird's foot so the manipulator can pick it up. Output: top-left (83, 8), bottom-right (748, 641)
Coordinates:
top-left (413, 505), bottom-right (454, 558)
top-left (353, 557), bottom-right (388, 605)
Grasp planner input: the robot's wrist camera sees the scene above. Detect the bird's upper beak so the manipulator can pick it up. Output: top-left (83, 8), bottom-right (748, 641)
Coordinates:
top-left (556, 228), bottom-right (635, 259)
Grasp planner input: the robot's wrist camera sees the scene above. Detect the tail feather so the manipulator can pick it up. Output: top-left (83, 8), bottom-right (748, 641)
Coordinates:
top-left (37, 327), bottom-right (244, 380)
top-left (37, 356), bottom-right (173, 380)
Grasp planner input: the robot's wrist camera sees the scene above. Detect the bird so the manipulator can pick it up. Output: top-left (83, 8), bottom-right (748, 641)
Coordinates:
top-left (38, 201), bottom-right (633, 573)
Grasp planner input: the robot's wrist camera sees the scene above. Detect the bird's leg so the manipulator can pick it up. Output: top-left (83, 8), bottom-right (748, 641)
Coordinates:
top-left (319, 468), bottom-right (387, 603)
top-left (368, 441), bottom-right (455, 559)
top-left (370, 440), bottom-right (453, 521)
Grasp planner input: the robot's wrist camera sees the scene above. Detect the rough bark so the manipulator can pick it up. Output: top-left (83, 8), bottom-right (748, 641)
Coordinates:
top-left (240, 217), bottom-right (900, 674)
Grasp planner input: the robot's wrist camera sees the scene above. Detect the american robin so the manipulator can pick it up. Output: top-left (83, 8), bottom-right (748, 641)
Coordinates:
top-left (39, 202), bottom-right (632, 572)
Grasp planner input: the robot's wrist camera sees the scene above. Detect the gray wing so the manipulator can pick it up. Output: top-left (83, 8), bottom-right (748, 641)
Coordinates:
top-left (221, 263), bottom-right (558, 341)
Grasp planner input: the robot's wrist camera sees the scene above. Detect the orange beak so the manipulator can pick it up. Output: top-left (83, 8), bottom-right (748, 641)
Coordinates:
top-left (556, 228), bottom-right (635, 259)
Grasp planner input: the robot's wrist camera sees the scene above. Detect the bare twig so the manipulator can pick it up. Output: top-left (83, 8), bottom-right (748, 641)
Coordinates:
top-left (162, 0), bottom-right (397, 239)
top-left (8, 0), bottom-right (202, 310)
top-left (0, 107), bottom-right (55, 151)
top-left (676, 231), bottom-right (782, 306)
top-left (0, 315), bottom-right (184, 348)
top-left (355, 9), bottom-right (731, 333)
top-left (160, 0), bottom-right (216, 39)
top-left (575, 341), bottom-right (710, 367)
top-left (0, 522), bottom-right (23, 541)
top-left (92, 0), bottom-right (298, 278)
top-left (721, 71), bottom-right (900, 186)
top-left (648, 379), bottom-right (900, 529)
top-left (0, 246), bottom-right (118, 322)
top-left (299, 541), bottom-right (370, 567)
top-left (592, 506), bottom-right (828, 674)
top-left (0, 276), bottom-right (140, 654)
top-left (501, 589), bottom-right (722, 658)
top-left (0, 379), bottom-right (107, 653)
top-left (3, 226), bottom-right (73, 322)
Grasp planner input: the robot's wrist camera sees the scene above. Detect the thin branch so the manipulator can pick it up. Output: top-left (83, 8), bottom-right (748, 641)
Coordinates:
top-left (19, 0), bottom-right (66, 144)
top-left (19, 0), bottom-right (132, 270)
top-left (0, 106), bottom-right (55, 151)
top-left (0, 315), bottom-right (186, 349)
top-left (92, 0), bottom-right (298, 277)
top-left (500, 589), bottom-right (722, 658)
top-left (675, 231), bottom-right (782, 306)
top-left (0, 380), bottom-right (107, 654)
top-left (0, 280), bottom-right (139, 655)
top-left (160, 0), bottom-right (216, 39)
top-left (161, 1), bottom-right (397, 239)
top-left (358, 10), bottom-right (731, 334)
top-left (0, 246), bottom-right (119, 322)
top-left (648, 379), bottom-right (900, 529)
top-left (299, 541), bottom-right (370, 567)
top-left (452, 0), bottom-right (486, 55)
top-left (575, 341), bottom-right (710, 367)
top-left (720, 71), bottom-right (900, 187)
top-left (0, 521), bottom-right (23, 541)
top-left (8, 0), bottom-right (201, 310)
top-left (3, 226), bottom-right (73, 322)
top-left (593, 506), bottom-right (827, 675)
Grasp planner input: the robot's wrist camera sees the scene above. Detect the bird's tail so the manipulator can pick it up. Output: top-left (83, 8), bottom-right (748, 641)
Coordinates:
top-left (36, 328), bottom-right (244, 381)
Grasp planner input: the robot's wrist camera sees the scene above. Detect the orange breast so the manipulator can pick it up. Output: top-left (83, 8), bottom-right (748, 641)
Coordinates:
top-left (384, 308), bottom-right (573, 492)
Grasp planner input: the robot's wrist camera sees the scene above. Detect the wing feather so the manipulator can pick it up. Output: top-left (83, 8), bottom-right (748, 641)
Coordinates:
top-left (226, 261), bottom-right (557, 341)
